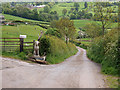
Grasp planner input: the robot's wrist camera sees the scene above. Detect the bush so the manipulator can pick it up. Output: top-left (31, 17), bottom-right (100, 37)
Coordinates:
top-left (87, 28), bottom-right (119, 75)
top-left (39, 35), bottom-right (77, 64)
top-left (44, 28), bottom-right (61, 38)
top-left (70, 40), bottom-right (81, 46)
top-left (39, 37), bottom-right (50, 56)
top-left (79, 44), bottom-right (88, 49)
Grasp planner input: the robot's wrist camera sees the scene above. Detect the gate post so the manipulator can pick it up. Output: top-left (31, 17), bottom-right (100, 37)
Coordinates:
top-left (33, 40), bottom-right (35, 53)
top-left (20, 38), bottom-right (24, 52)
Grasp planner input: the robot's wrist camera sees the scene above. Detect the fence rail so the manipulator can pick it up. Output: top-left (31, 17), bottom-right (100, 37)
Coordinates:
top-left (0, 38), bottom-right (34, 52)
top-left (81, 40), bottom-right (92, 42)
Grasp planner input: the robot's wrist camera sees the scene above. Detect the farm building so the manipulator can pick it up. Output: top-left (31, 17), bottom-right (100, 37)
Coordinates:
top-left (34, 5), bottom-right (46, 8)
top-left (27, 4), bottom-right (46, 9)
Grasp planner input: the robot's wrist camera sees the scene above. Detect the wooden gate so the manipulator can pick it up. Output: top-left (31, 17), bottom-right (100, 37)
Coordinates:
top-left (0, 38), bottom-right (34, 52)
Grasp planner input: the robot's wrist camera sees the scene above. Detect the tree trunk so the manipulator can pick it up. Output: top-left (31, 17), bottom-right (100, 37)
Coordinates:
top-left (65, 35), bottom-right (69, 44)
top-left (102, 25), bottom-right (105, 35)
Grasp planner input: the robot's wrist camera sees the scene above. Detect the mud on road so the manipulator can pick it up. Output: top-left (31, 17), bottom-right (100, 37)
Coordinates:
top-left (2, 47), bottom-right (106, 88)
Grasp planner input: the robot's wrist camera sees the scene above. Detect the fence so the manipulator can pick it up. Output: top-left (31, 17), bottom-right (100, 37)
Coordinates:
top-left (0, 38), bottom-right (34, 52)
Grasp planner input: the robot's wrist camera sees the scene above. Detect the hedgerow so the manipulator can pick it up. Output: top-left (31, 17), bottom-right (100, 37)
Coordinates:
top-left (39, 35), bottom-right (78, 64)
top-left (87, 28), bottom-right (119, 75)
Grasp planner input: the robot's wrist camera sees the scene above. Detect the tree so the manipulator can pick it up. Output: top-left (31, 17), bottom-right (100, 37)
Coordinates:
top-left (44, 6), bottom-right (50, 13)
top-left (84, 23), bottom-right (102, 38)
top-left (70, 14), bottom-right (76, 19)
top-left (62, 9), bottom-right (67, 16)
top-left (84, 2), bottom-right (88, 8)
top-left (94, 2), bottom-right (114, 35)
top-left (36, 2), bottom-right (42, 6)
top-left (11, 2), bottom-right (16, 6)
top-left (69, 8), bottom-right (74, 14)
top-left (74, 3), bottom-right (79, 11)
top-left (32, 8), bottom-right (38, 20)
top-left (2, 3), bottom-right (11, 8)
top-left (84, 13), bottom-right (92, 19)
top-left (55, 18), bottom-right (76, 43)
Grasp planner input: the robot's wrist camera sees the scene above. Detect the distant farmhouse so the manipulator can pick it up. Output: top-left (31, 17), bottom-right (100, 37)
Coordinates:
top-left (27, 4), bottom-right (46, 9)
top-left (34, 5), bottom-right (46, 8)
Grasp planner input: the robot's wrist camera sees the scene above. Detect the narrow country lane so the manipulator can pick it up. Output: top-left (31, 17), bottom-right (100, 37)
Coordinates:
top-left (2, 47), bottom-right (106, 88)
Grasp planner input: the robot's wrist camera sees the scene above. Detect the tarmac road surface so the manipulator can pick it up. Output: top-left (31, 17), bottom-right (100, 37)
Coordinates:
top-left (2, 47), bottom-right (106, 88)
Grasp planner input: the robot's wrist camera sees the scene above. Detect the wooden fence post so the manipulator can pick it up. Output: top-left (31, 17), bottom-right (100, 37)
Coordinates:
top-left (20, 38), bottom-right (24, 52)
top-left (4, 38), bottom-right (5, 51)
top-left (33, 40), bottom-right (35, 53)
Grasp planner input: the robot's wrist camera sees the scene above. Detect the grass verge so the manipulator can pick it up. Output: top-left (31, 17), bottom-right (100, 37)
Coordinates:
top-left (104, 74), bottom-right (120, 88)
top-left (39, 35), bottom-right (78, 64)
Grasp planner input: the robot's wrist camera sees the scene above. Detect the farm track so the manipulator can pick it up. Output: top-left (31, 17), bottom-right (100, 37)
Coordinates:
top-left (2, 47), bottom-right (106, 88)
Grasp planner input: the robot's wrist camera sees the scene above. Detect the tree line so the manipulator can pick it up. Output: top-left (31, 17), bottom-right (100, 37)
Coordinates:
top-left (2, 2), bottom-right (59, 22)
top-left (62, 2), bottom-right (93, 19)
top-left (61, 2), bottom-right (118, 22)
top-left (85, 2), bottom-right (119, 76)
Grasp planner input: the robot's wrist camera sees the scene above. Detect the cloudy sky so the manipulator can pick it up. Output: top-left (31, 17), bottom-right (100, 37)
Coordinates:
top-left (1, 0), bottom-right (119, 2)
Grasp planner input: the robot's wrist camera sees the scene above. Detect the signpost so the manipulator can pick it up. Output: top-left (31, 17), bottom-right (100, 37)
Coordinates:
top-left (20, 35), bottom-right (27, 52)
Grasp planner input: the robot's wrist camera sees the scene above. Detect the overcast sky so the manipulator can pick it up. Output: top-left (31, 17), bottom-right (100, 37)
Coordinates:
top-left (1, 0), bottom-right (119, 2)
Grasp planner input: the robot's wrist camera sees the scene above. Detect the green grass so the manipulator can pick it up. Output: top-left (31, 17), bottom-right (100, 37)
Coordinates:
top-left (73, 19), bottom-right (97, 29)
top-left (81, 41), bottom-right (91, 45)
top-left (51, 2), bottom-right (85, 17)
top-left (81, 38), bottom-right (91, 40)
top-left (1, 51), bottom-right (38, 64)
top-left (80, 38), bottom-right (92, 46)
top-left (40, 35), bottom-right (78, 64)
top-left (104, 75), bottom-right (119, 88)
top-left (2, 25), bottom-right (47, 42)
top-left (73, 19), bottom-right (118, 29)
top-left (37, 2), bottom-right (93, 17)
top-left (3, 14), bottom-right (49, 24)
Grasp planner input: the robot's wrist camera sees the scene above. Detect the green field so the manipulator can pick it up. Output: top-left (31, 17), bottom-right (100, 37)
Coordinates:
top-left (81, 41), bottom-right (91, 45)
top-left (3, 14), bottom-right (49, 24)
top-left (2, 25), bottom-right (47, 41)
top-left (73, 19), bottom-right (118, 29)
top-left (51, 2), bottom-right (91, 16)
top-left (2, 14), bottom-right (118, 42)
top-left (37, 2), bottom-right (89, 17)
top-left (73, 19), bottom-right (96, 29)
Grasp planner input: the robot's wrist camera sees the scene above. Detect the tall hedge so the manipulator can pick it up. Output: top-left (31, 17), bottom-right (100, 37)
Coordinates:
top-left (87, 28), bottom-right (119, 75)
top-left (39, 35), bottom-right (77, 64)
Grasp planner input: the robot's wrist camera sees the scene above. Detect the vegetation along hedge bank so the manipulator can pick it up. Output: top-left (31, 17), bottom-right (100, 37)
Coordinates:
top-left (39, 35), bottom-right (78, 64)
top-left (87, 28), bottom-right (119, 75)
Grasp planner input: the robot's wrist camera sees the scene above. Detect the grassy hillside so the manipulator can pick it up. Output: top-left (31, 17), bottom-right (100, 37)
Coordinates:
top-left (51, 2), bottom-right (87, 16)
top-left (2, 25), bottom-right (47, 41)
top-left (74, 19), bottom-right (96, 29)
top-left (40, 35), bottom-right (78, 64)
top-left (74, 19), bottom-right (118, 29)
top-left (37, 2), bottom-right (89, 17)
top-left (3, 14), bottom-right (49, 24)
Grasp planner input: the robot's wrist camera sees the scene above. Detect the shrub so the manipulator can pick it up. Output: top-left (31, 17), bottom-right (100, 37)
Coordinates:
top-left (79, 44), bottom-right (88, 49)
top-left (39, 37), bottom-right (50, 56)
top-left (87, 28), bottom-right (119, 75)
top-left (44, 28), bottom-right (61, 38)
top-left (70, 40), bottom-right (81, 46)
top-left (39, 35), bottom-right (77, 64)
